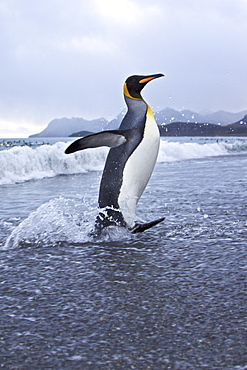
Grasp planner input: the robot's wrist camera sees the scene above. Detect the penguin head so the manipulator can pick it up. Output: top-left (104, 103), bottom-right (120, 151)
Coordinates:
top-left (124, 73), bottom-right (164, 100)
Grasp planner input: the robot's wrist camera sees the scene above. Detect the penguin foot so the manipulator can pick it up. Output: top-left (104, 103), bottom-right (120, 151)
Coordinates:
top-left (130, 217), bottom-right (165, 234)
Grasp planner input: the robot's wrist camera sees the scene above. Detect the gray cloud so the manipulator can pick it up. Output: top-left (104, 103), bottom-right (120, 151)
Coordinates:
top-left (0, 0), bottom-right (247, 136)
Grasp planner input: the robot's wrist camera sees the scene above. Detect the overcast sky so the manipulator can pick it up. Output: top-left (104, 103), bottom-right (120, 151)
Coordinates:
top-left (0, 0), bottom-right (247, 137)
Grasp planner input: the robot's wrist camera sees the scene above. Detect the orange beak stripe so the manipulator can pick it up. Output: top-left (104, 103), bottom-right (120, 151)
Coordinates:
top-left (139, 76), bottom-right (158, 84)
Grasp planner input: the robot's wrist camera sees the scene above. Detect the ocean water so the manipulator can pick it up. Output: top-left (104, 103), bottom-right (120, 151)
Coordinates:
top-left (0, 136), bottom-right (246, 369)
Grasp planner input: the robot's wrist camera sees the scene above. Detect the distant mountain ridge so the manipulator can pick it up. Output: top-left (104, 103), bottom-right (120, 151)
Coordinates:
top-left (159, 121), bottom-right (247, 137)
top-left (154, 108), bottom-right (247, 126)
top-left (29, 108), bottom-right (247, 137)
top-left (230, 114), bottom-right (247, 127)
top-left (29, 117), bottom-right (108, 137)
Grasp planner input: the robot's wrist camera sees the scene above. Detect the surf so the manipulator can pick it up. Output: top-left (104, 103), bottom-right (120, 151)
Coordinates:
top-left (0, 137), bottom-right (247, 186)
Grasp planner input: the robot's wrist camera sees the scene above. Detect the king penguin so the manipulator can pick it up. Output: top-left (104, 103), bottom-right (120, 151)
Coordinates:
top-left (65, 73), bottom-right (165, 235)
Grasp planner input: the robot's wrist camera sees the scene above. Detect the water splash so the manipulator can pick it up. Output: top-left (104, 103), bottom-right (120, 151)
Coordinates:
top-left (3, 197), bottom-right (95, 248)
top-left (3, 197), bottom-right (133, 249)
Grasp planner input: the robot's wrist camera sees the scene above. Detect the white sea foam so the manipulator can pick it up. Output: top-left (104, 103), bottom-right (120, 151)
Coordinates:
top-left (0, 141), bottom-right (107, 185)
top-left (157, 140), bottom-right (229, 162)
top-left (0, 138), bottom-right (246, 185)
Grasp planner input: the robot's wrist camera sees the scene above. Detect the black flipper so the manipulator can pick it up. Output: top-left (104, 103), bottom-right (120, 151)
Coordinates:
top-left (65, 129), bottom-right (131, 154)
top-left (130, 217), bottom-right (165, 234)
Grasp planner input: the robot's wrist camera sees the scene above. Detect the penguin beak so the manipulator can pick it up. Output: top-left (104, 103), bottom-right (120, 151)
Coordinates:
top-left (139, 73), bottom-right (164, 84)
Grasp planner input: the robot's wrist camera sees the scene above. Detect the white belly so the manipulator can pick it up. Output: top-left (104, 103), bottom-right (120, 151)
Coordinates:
top-left (118, 107), bottom-right (160, 227)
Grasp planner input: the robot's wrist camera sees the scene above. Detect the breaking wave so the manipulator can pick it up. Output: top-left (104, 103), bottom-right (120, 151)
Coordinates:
top-left (0, 141), bottom-right (107, 185)
top-left (0, 138), bottom-right (247, 185)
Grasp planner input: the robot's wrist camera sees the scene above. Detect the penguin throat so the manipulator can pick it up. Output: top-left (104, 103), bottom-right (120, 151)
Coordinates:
top-left (123, 96), bottom-right (148, 124)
